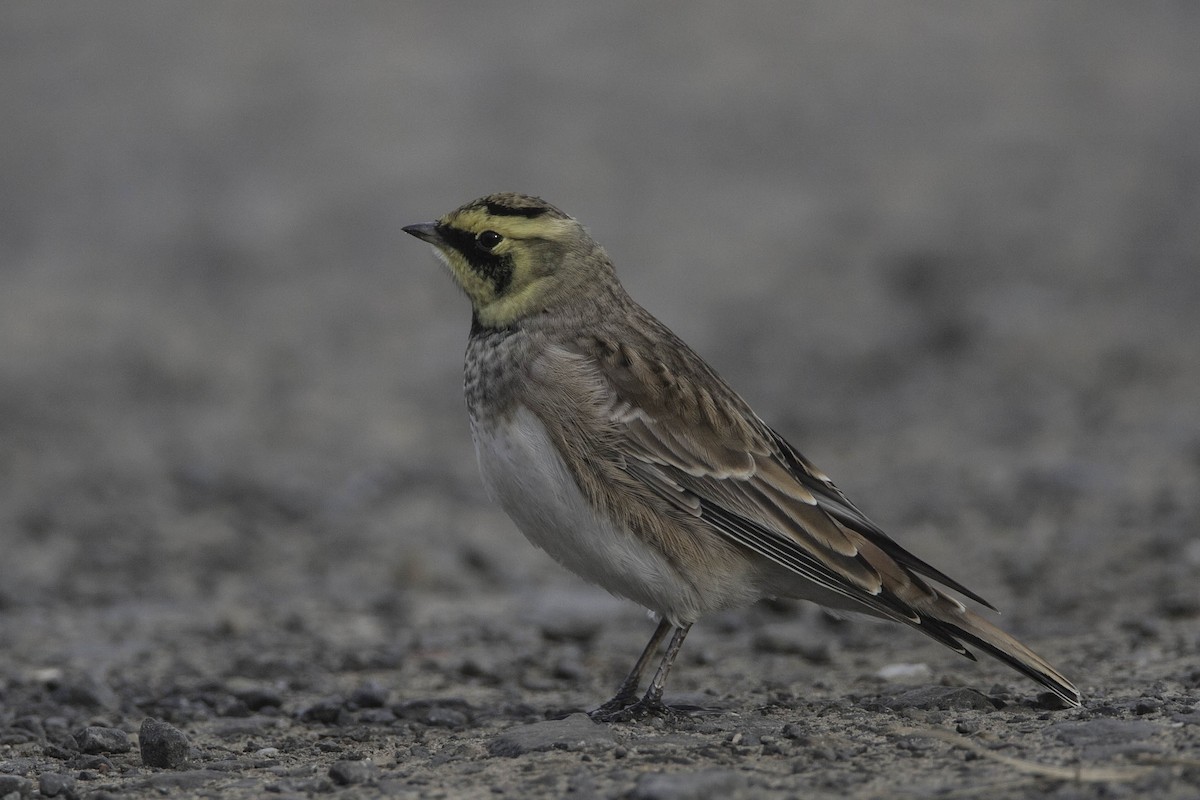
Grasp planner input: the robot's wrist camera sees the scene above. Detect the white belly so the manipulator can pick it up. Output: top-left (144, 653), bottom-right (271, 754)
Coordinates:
top-left (471, 405), bottom-right (703, 624)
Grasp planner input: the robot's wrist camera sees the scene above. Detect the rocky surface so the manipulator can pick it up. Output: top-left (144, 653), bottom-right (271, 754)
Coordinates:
top-left (2, 4), bottom-right (1198, 798)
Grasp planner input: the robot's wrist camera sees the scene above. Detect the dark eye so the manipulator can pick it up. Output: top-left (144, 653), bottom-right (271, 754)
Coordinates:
top-left (477, 230), bottom-right (503, 251)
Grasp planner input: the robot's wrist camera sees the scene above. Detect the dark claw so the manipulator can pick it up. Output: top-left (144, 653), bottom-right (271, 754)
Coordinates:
top-left (588, 697), bottom-right (666, 722)
top-left (588, 697), bottom-right (718, 723)
top-left (588, 692), bottom-right (640, 720)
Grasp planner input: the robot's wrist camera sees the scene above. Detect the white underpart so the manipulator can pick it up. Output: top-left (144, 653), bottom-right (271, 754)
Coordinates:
top-left (471, 405), bottom-right (703, 625)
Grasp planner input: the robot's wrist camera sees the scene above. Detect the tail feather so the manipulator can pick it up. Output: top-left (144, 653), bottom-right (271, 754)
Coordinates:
top-left (917, 602), bottom-right (1081, 708)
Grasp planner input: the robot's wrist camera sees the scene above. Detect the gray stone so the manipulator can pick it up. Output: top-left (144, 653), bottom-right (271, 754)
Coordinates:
top-left (488, 713), bottom-right (618, 757)
top-left (74, 726), bottom-right (130, 754)
top-left (328, 759), bottom-right (379, 786)
top-left (0, 776), bottom-right (32, 798)
top-left (37, 772), bottom-right (76, 798)
top-left (11, 717), bottom-right (45, 742)
top-left (1171, 710), bottom-right (1200, 726)
top-left (232, 687), bottom-right (283, 711)
top-left (348, 681), bottom-right (389, 709)
top-left (139, 718), bottom-right (190, 768)
top-left (394, 698), bottom-right (472, 727)
top-left (355, 707), bottom-right (397, 725)
top-left (1048, 719), bottom-right (1162, 746)
top-left (298, 698), bottom-right (343, 724)
top-left (630, 769), bottom-right (751, 800)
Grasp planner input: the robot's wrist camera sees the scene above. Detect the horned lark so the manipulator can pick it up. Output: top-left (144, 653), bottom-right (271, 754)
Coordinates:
top-left (403, 193), bottom-right (1080, 719)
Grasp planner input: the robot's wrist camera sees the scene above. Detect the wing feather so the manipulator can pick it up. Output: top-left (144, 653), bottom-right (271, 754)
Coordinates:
top-left (570, 330), bottom-right (994, 616)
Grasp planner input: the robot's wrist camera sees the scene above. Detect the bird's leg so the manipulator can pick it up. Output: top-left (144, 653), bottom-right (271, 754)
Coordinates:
top-left (631, 622), bottom-right (692, 714)
top-left (592, 623), bottom-right (700, 722)
top-left (589, 618), bottom-right (671, 718)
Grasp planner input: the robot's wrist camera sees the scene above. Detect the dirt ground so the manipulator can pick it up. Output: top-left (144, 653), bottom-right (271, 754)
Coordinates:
top-left (2, 4), bottom-right (1199, 799)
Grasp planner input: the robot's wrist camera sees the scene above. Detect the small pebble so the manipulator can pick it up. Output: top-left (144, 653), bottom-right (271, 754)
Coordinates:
top-left (780, 723), bottom-right (807, 740)
top-left (349, 682), bottom-right (389, 709)
top-left (12, 716), bottom-right (46, 741)
top-left (139, 718), bottom-right (191, 768)
top-left (299, 699), bottom-right (343, 724)
top-left (355, 708), bottom-right (397, 725)
top-left (328, 759), bottom-right (378, 786)
top-left (1135, 698), bottom-right (1164, 715)
top-left (394, 699), bottom-right (472, 727)
top-left (38, 772), bottom-right (77, 798)
top-left (74, 726), bottom-right (131, 754)
top-left (233, 687), bottom-right (284, 711)
top-left (0, 776), bottom-right (33, 798)
top-left (1035, 691), bottom-right (1074, 710)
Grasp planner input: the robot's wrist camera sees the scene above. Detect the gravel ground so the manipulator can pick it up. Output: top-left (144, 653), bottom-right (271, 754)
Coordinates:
top-left (2, 3), bottom-right (1199, 798)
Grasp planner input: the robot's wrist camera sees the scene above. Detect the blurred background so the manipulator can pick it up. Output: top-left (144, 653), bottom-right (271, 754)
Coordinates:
top-left (1, 3), bottom-right (1197, 681)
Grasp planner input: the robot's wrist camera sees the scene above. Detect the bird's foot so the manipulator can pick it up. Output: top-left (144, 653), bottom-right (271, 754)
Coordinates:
top-left (587, 691), bottom-right (640, 722)
top-left (588, 695), bottom-right (716, 723)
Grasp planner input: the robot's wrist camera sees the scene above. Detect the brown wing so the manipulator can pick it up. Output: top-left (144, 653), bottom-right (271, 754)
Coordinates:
top-left (573, 319), bottom-right (995, 628)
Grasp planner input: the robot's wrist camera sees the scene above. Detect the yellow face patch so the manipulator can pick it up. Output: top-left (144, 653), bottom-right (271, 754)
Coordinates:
top-left (427, 208), bottom-right (579, 326)
top-left (407, 194), bottom-right (598, 328)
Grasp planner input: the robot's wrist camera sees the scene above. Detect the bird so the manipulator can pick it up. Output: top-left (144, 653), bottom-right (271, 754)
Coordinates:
top-left (403, 192), bottom-right (1081, 720)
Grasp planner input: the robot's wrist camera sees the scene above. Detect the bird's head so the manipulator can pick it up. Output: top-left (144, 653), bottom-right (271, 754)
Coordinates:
top-left (404, 193), bottom-right (614, 329)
